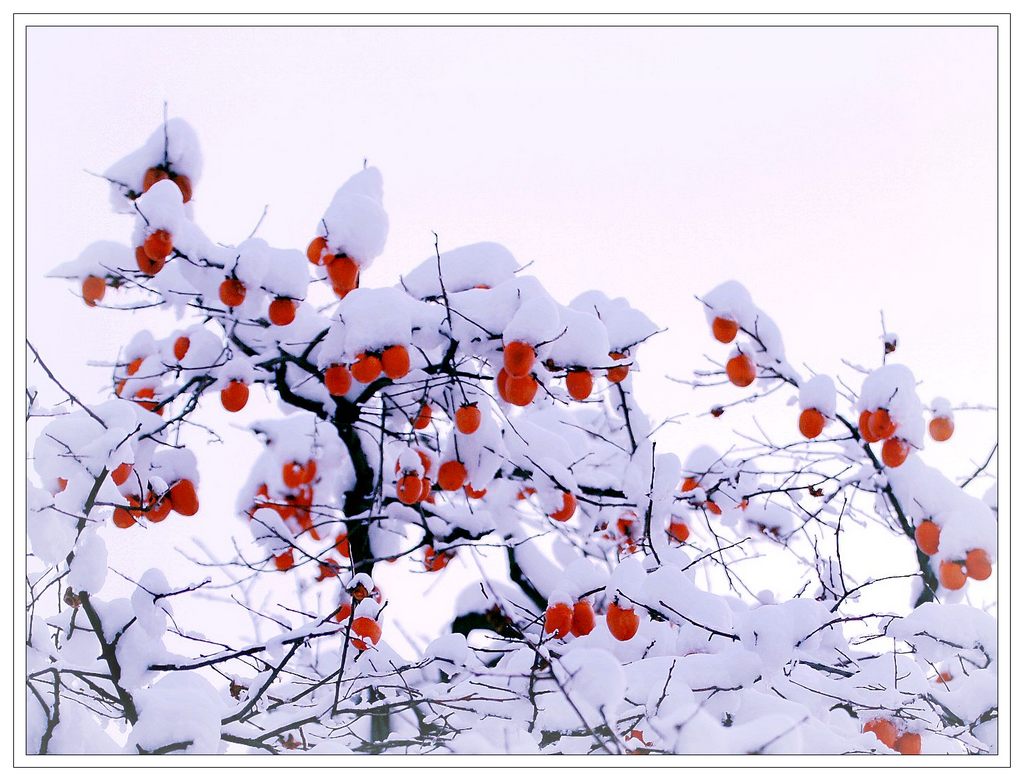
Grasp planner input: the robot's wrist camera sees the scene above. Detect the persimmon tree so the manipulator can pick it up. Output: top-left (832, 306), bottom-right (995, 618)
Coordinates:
top-left (26, 119), bottom-right (997, 756)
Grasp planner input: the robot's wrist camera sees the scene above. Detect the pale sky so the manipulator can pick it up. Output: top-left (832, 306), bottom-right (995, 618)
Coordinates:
top-left (25, 26), bottom-right (998, 648)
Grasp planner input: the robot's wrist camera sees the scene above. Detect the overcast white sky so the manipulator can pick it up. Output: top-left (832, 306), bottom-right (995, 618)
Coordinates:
top-left (25, 26), bottom-right (998, 646)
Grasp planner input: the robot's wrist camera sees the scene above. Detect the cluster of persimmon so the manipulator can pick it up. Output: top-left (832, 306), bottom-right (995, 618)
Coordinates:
top-left (710, 315), bottom-right (758, 388)
top-left (913, 519), bottom-right (992, 591)
top-left (111, 467), bottom-right (199, 530)
top-left (543, 598), bottom-right (596, 639)
top-left (247, 460), bottom-right (320, 570)
top-left (76, 164), bottom-right (177, 291)
top-left (541, 597), bottom-right (640, 643)
top-left (858, 407), bottom-right (911, 468)
top-left (680, 476), bottom-right (723, 516)
top-left (600, 512), bottom-right (640, 555)
top-left (332, 580), bottom-right (383, 651)
top-left (937, 550), bottom-right (992, 591)
top-left (494, 339), bottom-right (631, 408)
top-left (141, 164), bottom-right (193, 203)
top-left (113, 355), bottom-right (162, 415)
top-left (135, 229), bottom-right (174, 276)
top-left (112, 334), bottom-right (252, 416)
top-left (597, 512), bottom-right (689, 554)
top-left (322, 344), bottom-right (411, 396)
top-left (215, 275), bottom-right (299, 327)
top-left (307, 236), bottom-right (360, 299)
top-left (395, 450), bottom-right (436, 506)
top-left (862, 718), bottom-right (922, 755)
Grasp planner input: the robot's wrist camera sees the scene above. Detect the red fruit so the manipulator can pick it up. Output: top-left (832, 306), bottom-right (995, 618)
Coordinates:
top-left (351, 353), bottom-right (382, 384)
top-left (606, 601), bottom-right (640, 641)
top-left (894, 732), bottom-right (921, 755)
top-left (316, 559), bottom-right (341, 582)
top-left (169, 479), bottom-right (199, 516)
top-left (334, 602), bottom-right (352, 623)
top-left (616, 512), bottom-right (638, 540)
top-left (306, 236), bottom-right (328, 265)
top-left (413, 403), bottom-right (432, 430)
top-left (566, 369), bottom-right (593, 401)
top-left (113, 507), bottom-right (137, 529)
top-left (862, 718), bottom-right (898, 749)
top-left (300, 460), bottom-right (317, 484)
top-left (726, 353), bottom-right (756, 387)
top-left (869, 409), bottom-right (897, 440)
top-left (325, 364), bottom-right (352, 396)
top-left (929, 416), bottom-right (954, 442)
top-left (420, 477), bottom-right (433, 502)
top-left (283, 461), bottom-right (305, 489)
top-left (335, 533), bottom-right (351, 558)
top-left (274, 549), bottom-right (294, 571)
top-left (455, 403), bottom-right (481, 434)
top-left (965, 548), bottom-right (992, 581)
top-left (681, 477), bottom-right (700, 493)
top-left (859, 410), bottom-right (881, 443)
top-left (396, 473), bottom-right (423, 505)
top-left (268, 297), bottom-right (297, 326)
top-left (914, 520), bottom-right (941, 556)
top-left (171, 173), bottom-right (192, 203)
top-left (143, 229), bottom-right (173, 261)
top-left (549, 492), bottom-right (577, 522)
top-left (506, 374), bottom-right (539, 406)
top-left (939, 560), bottom-right (967, 590)
top-left (142, 166), bottom-right (168, 191)
top-left (711, 316), bottom-right (739, 343)
top-left (221, 380), bottom-right (249, 413)
top-left (415, 450), bottom-right (433, 474)
top-left (133, 387), bottom-right (160, 413)
top-left (145, 493), bottom-right (173, 523)
top-left (438, 461), bottom-right (468, 491)
top-left (668, 519), bottom-right (690, 543)
top-left (935, 671), bottom-right (954, 684)
top-left (571, 600), bottom-right (596, 636)
top-left (111, 462), bottom-right (133, 486)
top-left (327, 255), bottom-right (359, 290)
top-left (173, 336), bottom-right (190, 361)
top-left (544, 602), bottom-right (573, 639)
top-left (607, 352), bottom-right (630, 383)
top-left (135, 245), bottom-right (165, 275)
top-left (219, 278), bottom-right (246, 308)
top-left (495, 368), bottom-right (512, 402)
top-left (424, 546), bottom-right (453, 572)
top-left (503, 341), bottom-right (535, 378)
top-left (126, 357), bottom-right (143, 376)
top-left (381, 345), bottom-right (410, 380)
top-left (82, 275), bottom-right (106, 306)
top-left (351, 616), bottom-right (382, 651)
top-left (799, 408), bottom-right (826, 439)
top-left (54, 478), bottom-right (68, 494)
top-left (881, 437), bottom-right (910, 468)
